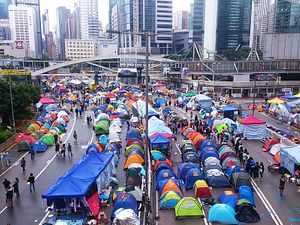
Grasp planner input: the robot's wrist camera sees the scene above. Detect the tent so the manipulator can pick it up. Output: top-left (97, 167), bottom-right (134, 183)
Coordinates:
top-left (182, 151), bottom-right (199, 163)
top-left (126, 167), bottom-right (143, 186)
top-left (221, 105), bottom-right (238, 120)
top-left (200, 140), bottom-right (216, 152)
top-left (193, 180), bottom-right (212, 198)
top-left (156, 169), bottom-right (176, 184)
top-left (150, 134), bottom-right (170, 150)
top-left (177, 163), bottom-right (200, 180)
top-left (111, 192), bottom-right (138, 219)
top-left (174, 197), bottom-right (204, 219)
top-left (238, 185), bottom-right (255, 206)
top-left (205, 169), bottom-right (231, 188)
top-left (280, 144), bottom-right (300, 175)
top-left (239, 115), bottom-right (266, 140)
top-left (124, 154), bottom-right (144, 169)
top-left (268, 97), bottom-right (285, 104)
top-left (153, 159), bottom-right (173, 171)
top-left (184, 168), bottom-right (204, 190)
top-left (17, 140), bottom-right (31, 152)
top-left (159, 191), bottom-right (183, 209)
top-left (95, 120), bottom-right (109, 135)
top-left (218, 191), bottom-right (237, 209)
top-left (235, 199), bottom-right (261, 223)
top-left (154, 162), bottom-right (172, 174)
top-left (125, 144), bottom-right (144, 157)
top-left (269, 143), bottom-right (281, 156)
top-left (41, 134), bottom-right (55, 146)
top-left (31, 140), bottom-right (48, 153)
top-left (126, 129), bottom-right (142, 141)
top-left (157, 178), bottom-right (183, 197)
top-left (208, 204), bottom-right (238, 224)
top-left (40, 97), bottom-right (56, 104)
top-left (151, 150), bottom-right (166, 161)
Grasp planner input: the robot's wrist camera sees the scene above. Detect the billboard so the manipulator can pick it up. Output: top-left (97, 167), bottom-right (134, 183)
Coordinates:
top-left (1, 69), bottom-right (31, 76)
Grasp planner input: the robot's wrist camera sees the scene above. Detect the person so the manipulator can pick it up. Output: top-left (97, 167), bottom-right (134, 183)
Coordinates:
top-left (30, 149), bottom-right (36, 160)
top-left (79, 108), bottom-right (83, 117)
top-left (126, 120), bottom-right (130, 131)
top-left (87, 116), bottom-right (90, 125)
top-left (27, 173), bottom-right (35, 192)
top-left (254, 162), bottom-right (260, 179)
top-left (21, 157), bottom-right (26, 172)
top-left (259, 162), bottom-right (264, 181)
top-left (73, 131), bottom-right (78, 144)
top-left (75, 108), bottom-right (79, 116)
top-left (61, 144), bottom-right (66, 157)
top-left (279, 175), bottom-right (286, 196)
top-left (6, 186), bottom-right (13, 208)
top-left (13, 178), bottom-right (20, 198)
top-left (3, 178), bottom-right (11, 190)
top-left (67, 143), bottom-right (73, 158)
top-left (54, 133), bottom-right (58, 143)
top-left (55, 142), bottom-right (60, 155)
top-left (190, 111), bottom-right (193, 118)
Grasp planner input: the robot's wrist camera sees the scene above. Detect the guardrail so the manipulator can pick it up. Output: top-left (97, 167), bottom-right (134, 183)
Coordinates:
top-left (266, 127), bottom-right (295, 147)
top-left (0, 111), bottom-right (38, 152)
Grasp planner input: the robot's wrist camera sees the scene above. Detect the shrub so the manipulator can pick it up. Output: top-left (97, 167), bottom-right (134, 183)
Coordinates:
top-left (0, 130), bottom-right (14, 144)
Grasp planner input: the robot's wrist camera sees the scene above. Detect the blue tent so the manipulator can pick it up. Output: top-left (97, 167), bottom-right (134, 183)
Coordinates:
top-left (99, 135), bottom-right (108, 145)
top-left (226, 166), bottom-right (244, 177)
top-left (126, 129), bottom-right (142, 141)
top-left (177, 163), bottom-right (200, 180)
top-left (206, 172), bottom-right (231, 188)
top-left (238, 185), bottom-right (255, 206)
top-left (200, 148), bottom-right (218, 162)
top-left (280, 144), bottom-right (300, 175)
top-left (150, 134), bottom-right (170, 145)
top-left (157, 177), bottom-right (183, 196)
top-left (147, 110), bottom-right (160, 118)
top-left (218, 191), bottom-right (237, 209)
top-left (42, 152), bottom-right (114, 199)
top-left (155, 162), bottom-right (172, 174)
top-left (156, 169), bottom-right (176, 184)
top-left (182, 151), bottom-right (199, 163)
top-left (200, 140), bottom-right (216, 152)
top-left (221, 104), bottom-right (238, 112)
top-left (159, 191), bottom-right (182, 209)
top-left (111, 192), bottom-right (138, 219)
top-left (155, 98), bottom-right (166, 107)
top-left (31, 140), bottom-right (48, 153)
top-left (208, 204), bottom-right (238, 224)
top-left (184, 168), bottom-right (204, 190)
top-left (86, 144), bottom-right (99, 154)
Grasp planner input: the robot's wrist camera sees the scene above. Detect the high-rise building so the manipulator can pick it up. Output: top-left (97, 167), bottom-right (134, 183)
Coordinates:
top-left (79, 0), bottom-right (100, 39)
top-left (192, 0), bottom-right (205, 44)
top-left (108, 0), bottom-right (117, 38)
top-left (155, 0), bottom-right (173, 54)
top-left (45, 32), bottom-right (56, 59)
top-left (42, 9), bottom-right (49, 37)
top-left (56, 7), bottom-right (70, 58)
top-left (8, 4), bottom-right (38, 58)
top-left (173, 10), bottom-right (188, 30)
top-left (0, 0), bottom-right (11, 40)
top-left (274, 0), bottom-right (300, 33)
top-left (216, 0), bottom-right (252, 53)
top-left (67, 4), bottom-right (80, 39)
top-left (12, 0), bottom-right (42, 57)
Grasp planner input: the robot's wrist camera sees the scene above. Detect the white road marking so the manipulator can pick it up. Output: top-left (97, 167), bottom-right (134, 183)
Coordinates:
top-left (0, 152), bottom-right (28, 177)
top-left (89, 131), bottom-right (95, 144)
top-left (175, 143), bottom-right (182, 155)
top-left (0, 206), bottom-right (7, 214)
top-left (251, 178), bottom-right (283, 225)
top-left (198, 198), bottom-right (211, 225)
top-left (267, 158), bottom-right (273, 164)
top-left (38, 210), bottom-right (51, 225)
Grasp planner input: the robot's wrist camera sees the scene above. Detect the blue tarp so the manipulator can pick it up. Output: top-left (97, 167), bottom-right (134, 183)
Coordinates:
top-left (280, 145), bottom-right (300, 175)
top-left (42, 152), bottom-right (114, 199)
top-left (31, 140), bottom-right (48, 153)
top-left (150, 134), bottom-right (170, 145)
top-left (221, 104), bottom-right (238, 112)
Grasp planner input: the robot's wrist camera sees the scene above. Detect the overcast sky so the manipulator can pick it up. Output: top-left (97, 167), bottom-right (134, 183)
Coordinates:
top-left (40, 0), bottom-right (194, 32)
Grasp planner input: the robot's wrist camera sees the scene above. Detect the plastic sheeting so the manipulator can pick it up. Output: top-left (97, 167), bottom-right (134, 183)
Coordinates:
top-left (280, 144), bottom-right (300, 175)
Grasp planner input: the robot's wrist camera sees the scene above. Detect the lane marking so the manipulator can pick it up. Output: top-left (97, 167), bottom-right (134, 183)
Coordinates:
top-left (0, 206), bottom-right (7, 214)
top-left (89, 131), bottom-right (95, 145)
top-left (175, 143), bottom-right (182, 155)
top-left (0, 151), bottom-right (28, 177)
top-left (251, 178), bottom-right (283, 225)
top-left (198, 198), bottom-right (211, 225)
top-left (155, 191), bottom-right (159, 225)
top-left (38, 210), bottom-right (51, 225)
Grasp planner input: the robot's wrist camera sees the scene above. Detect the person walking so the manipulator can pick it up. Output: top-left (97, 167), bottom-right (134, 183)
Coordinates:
top-left (254, 162), bottom-right (260, 179)
top-left (30, 149), bottom-right (36, 160)
top-left (54, 133), bottom-right (58, 143)
top-left (13, 178), bottom-right (20, 198)
top-left (55, 142), bottom-right (60, 155)
top-left (3, 178), bottom-right (11, 190)
top-left (73, 131), bottom-right (78, 144)
top-left (279, 175), bottom-right (286, 196)
top-left (259, 162), bottom-right (265, 181)
top-left (67, 143), bottom-right (73, 158)
top-left (61, 144), bottom-right (66, 158)
top-left (27, 173), bottom-right (35, 192)
top-left (21, 157), bottom-right (26, 172)
top-left (75, 108), bottom-right (79, 117)
top-left (6, 186), bottom-right (13, 208)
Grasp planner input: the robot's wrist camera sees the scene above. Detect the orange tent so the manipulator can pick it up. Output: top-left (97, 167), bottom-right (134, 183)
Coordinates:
top-left (154, 159), bottom-right (173, 171)
top-left (40, 126), bottom-right (49, 134)
top-left (124, 154), bottom-right (145, 170)
top-left (181, 126), bottom-right (191, 133)
top-left (186, 132), bottom-right (196, 140)
top-left (96, 143), bottom-right (104, 153)
top-left (161, 179), bottom-right (183, 197)
top-left (273, 152), bottom-right (280, 164)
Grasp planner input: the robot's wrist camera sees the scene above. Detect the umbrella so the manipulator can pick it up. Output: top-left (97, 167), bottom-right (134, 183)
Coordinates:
top-left (151, 150), bottom-right (166, 161)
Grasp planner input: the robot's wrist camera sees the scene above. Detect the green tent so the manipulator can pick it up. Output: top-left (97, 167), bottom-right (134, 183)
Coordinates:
top-left (125, 144), bottom-right (144, 157)
top-left (33, 130), bottom-right (44, 139)
top-left (41, 134), bottom-right (55, 146)
top-left (95, 120), bottom-right (109, 135)
top-left (215, 124), bottom-right (228, 133)
top-left (30, 133), bottom-right (39, 140)
top-left (175, 197), bottom-right (204, 219)
top-left (185, 91), bottom-right (196, 97)
top-left (17, 140), bottom-right (31, 152)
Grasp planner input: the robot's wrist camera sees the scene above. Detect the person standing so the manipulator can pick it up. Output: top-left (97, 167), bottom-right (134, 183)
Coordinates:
top-left (13, 178), bottom-right (20, 198)
top-left (54, 133), bottom-right (58, 143)
top-left (3, 178), bottom-right (11, 190)
top-left (21, 157), bottom-right (26, 172)
top-left (67, 143), bottom-right (73, 158)
top-left (27, 173), bottom-right (35, 192)
top-left (254, 162), bottom-right (260, 179)
top-left (279, 175), bottom-right (286, 196)
top-left (259, 162), bottom-right (265, 181)
top-left (73, 131), bottom-right (78, 144)
top-left (55, 142), bottom-right (60, 155)
top-left (61, 144), bottom-right (66, 158)
top-left (6, 186), bottom-right (13, 208)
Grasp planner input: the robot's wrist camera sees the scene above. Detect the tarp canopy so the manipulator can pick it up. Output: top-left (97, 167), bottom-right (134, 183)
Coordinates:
top-left (238, 115), bottom-right (266, 140)
top-left (150, 134), bottom-right (170, 145)
top-left (221, 104), bottom-right (238, 112)
top-left (268, 97), bottom-right (285, 104)
top-left (42, 152), bottom-right (113, 198)
top-left (40, 97), bottom-right (56, 104)
top-left (280, 144), bottom-right (300, 175)
top-left (242, 115), bottom-right (266, 124)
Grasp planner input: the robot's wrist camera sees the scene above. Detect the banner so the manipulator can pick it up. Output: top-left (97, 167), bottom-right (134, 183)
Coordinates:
top-left (1, 69), bottom-right (31, 76)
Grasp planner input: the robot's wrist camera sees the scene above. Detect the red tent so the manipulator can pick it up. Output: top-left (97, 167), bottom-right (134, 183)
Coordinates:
top-left (106, 93), bottom-right (117, 99)
top-left (242, 115), bottom-right (266, 124)
top-left (40, 97), bottom-right (56, 104)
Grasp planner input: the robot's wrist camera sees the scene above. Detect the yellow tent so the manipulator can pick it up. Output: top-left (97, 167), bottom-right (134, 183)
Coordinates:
top-left (294, 93), bottom-right (300, 98)
top-left (268, 97), bottom-right (285, 104)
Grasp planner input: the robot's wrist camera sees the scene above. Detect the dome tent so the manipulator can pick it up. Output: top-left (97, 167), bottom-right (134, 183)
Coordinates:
top-left (174, 197), bottom-right (204, 219)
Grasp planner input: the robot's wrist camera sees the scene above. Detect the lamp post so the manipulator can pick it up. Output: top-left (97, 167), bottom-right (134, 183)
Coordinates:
top-left (8, 75), bottom-right (16, 133)
top-left (252, 74), bottom-right (257, 115)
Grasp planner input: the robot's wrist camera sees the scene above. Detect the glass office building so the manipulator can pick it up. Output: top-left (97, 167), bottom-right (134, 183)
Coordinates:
top-left (192, 0), bottom-right (205, 44)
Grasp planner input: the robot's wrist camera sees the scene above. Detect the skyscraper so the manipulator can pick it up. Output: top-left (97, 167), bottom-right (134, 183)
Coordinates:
top-left (79, 0), bottom-right (100, 39)
top-left (67, 4), bottom-right (80, 39)
top-left (0, 0), bottom-right (10, 40)
top-left (173, 10), bottom-right (188, 30)
top-left (274, 0), bottom-right (300, 33)
top-left (8, 4), bottom-right (38, 57)
top-left (56, 7), bottom-right (70, 58)
top-left (216, 0), bottom-right (252, 53)
top-left (108, 0), bottom-right (117, 38)
top-left (42, 9), bottom-right (49, 37)
top-left (192, 0), bottom-right (205, 44)
top-left (12, 0), bottom-right (42, 57)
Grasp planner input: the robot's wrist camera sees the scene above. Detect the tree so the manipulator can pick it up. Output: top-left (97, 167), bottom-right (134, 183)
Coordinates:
top-left (0, 79), bottom-right (40, 125)
top-left (220, 47), bottom-right (251, 61)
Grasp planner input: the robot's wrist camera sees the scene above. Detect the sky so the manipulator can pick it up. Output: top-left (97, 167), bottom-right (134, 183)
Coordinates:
top-left (40, 0), bottom-right (194, 32)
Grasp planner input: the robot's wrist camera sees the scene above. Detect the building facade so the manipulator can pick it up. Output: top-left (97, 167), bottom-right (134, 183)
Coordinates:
top-left (96, 38), bottom-right (118, 58)
top-left (0, 40), bottom-right (26, 57)
top-left (8, 4), bottom-right (38, 58)
top-left (67, 4), bottom-right (81, 40)
top-left (274, 0), bottom-right (300, 33)
top-left (45, 32), bottom-right (56, 59)
top-left (216, 0), bottom-right (252, 53)
top-left (192, 0), bottom-right (205, 45)
top-left (172, 30), bottom-right (189, 53)
top-left (65, 39), bottom-right (96, 60)
top-left (56, 7), bottom-right (70, 59)
top-left (79, 0), bottom-right (100, 39)
top-left (0, 0), bottom-right (10, 40)
top-left (173, 10), bottom-right (188, 30)
top-left (108, 0), bottom-right (117, 38)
